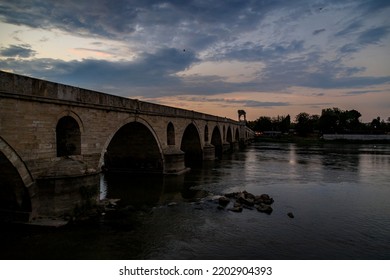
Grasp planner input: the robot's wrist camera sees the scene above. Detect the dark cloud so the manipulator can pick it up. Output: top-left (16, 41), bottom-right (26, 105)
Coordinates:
top-left (210, 98), bottom-right (289, 108)
top-left (0, 47), bottom-right (199, 95)
top-left (357, 26), bottom-right (389, 45)
top-left (356, 0), bottom-right (390, 14)
top-left (251, 50), bottom-right (390, 91)
top-left (241, 100), bottom-right (289, 107)
top-left (1, 44), bottom-right (389, 98)
top-left (0, 0), bottom-right (139, 38)
top-left (304, 102), bottom-right (333, 108)
top-left (0, 44), bottom-right (36, 58)
top-left (335, 21), bottom-right (363, 37)
top-left (212, 40), bottom-right (305, 62)
top-left (339, 25), bottom-right (389, 53)
top-left (0, 0), bottom-right (278, 44)
top-left (305, 74), bottom-right (390, 89)
top-left (0, 0), bottom-right (389, 100)
top-left (182, 96), bottom-right (289, 108)
top-left (339, 43), bottom-right (360, 54)
top-left (313, 29), bottom-right (326, 35)
top-left (344, 89), bottom-right (385, 95)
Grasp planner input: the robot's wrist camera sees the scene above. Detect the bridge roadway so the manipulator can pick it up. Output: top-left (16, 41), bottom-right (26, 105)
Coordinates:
top-left (0, 70), bottom-right (254, 222)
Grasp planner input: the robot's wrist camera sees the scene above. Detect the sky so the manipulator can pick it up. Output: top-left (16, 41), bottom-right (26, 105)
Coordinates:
top-left (0, 0), bottom-right (389, 122)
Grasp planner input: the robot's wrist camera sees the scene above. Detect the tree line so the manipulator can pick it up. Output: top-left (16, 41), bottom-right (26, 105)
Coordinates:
top-left (247, 108), bottom-right (390, 136)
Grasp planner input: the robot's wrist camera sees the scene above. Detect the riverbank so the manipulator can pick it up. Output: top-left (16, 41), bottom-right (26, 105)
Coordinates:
top-left (255, 134), bottom-right (390, 144)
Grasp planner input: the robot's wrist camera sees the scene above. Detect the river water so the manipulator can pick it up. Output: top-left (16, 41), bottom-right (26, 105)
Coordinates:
top-left (1, 142), bottom-right (390, 260)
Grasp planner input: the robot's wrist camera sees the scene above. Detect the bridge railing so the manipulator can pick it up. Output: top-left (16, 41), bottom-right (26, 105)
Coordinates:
top-left (0, 71), bottom-right (240, 125)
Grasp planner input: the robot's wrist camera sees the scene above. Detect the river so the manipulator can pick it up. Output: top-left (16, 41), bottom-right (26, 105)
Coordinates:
top-left (1, 141), bottom-right (390, 259)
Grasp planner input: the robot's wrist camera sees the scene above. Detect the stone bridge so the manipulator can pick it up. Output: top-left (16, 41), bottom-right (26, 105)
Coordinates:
top-left (0, 71), bottom-right (254, 222)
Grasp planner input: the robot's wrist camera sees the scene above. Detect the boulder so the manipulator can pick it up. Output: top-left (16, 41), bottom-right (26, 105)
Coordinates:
top-left (243, 190), bottom-right (255, 200)
top-left (233, 202), bottom-right (242, 208)
top-left (225, 192), bottom-right (240, 198)
top-left (242, 204), bottom-right (254, 210)
top-left (255, 194), bottom-right (274, 205)
top-left (218, 191), bottom-right (275, 214)
top-left (237, 196), bottom-right (255, 206)
top-left (256, 203), bottom-right (273, 214)
top-left (218, 196), bottom-right (230, 207)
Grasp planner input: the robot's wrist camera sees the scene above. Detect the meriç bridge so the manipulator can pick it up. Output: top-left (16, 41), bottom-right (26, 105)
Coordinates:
top-left (0, 71), bottom-right (254, 223)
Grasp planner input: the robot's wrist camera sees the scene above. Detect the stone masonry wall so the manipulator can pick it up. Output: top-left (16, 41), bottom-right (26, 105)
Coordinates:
top-left (0, 71), bottom-right (247, 179)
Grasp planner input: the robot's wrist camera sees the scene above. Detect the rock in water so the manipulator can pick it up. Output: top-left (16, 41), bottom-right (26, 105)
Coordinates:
top-left (255, 194), bottom-right (274, 205)
top-left (218, 196), bottom-right (230, 207)
top-left (256, 203), bottom-right (273, 214)
top-left (287, 212), bottom-right (294, 218)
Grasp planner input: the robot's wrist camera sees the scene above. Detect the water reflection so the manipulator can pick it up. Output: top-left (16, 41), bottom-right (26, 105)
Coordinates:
top-left (100, 170), bottom-right (214, 208)
top-left (101, 173), bottom-right (165, 207)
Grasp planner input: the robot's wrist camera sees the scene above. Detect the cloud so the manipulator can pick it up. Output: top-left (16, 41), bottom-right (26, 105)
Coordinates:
top-left (206, 98), bottom-right (289, 108)
top-left (1, 44), bottom-right (389, 99)
top-left (0, 0), bottom-right (139, 39)
top-left (211, 40), bottom-right (305, 62)
top-left (344, 89), bottom-right (385, 95)
top-left (0, 0), bottom-right (279, 48)
top-left (313, 28), bottom-right (326, 35)
top-left (357, 0), bottom-right (390, 14)
top-left (339, 43), bottom-right (360, 54)
top-left (304, 102), bottom-right (333, 108)
top-left (1, 0), bottom-right (389, 103)
top-left (335, 21), bottom-right (363, 37)
top-left (0, 44), bottom-right (36, 58)
top-left (339, 25), bottom-right (390, 54)
top-left (357, 26), bottom-right (389, 45)
top-left (303, 72), bottom-right (390, 89)
top-left (240, 100), bottom-right (289, 107)
top-left (0, 47), bottom-right (200, 94)
top-left (174, 96), bottom-right (289, 108)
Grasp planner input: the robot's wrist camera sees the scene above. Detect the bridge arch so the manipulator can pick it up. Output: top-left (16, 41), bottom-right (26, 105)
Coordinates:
top-left (56, 110), bottom-right (85, 133)
top-left (211, 125), bottom-right (223, 159)
top-left (0, 137), bottom-right (33, 220)
top-left (56, 116), bottom-right (82, 157)
top-left (235, 127), bottom-right (240, 142)
top-left (180, 122), bottom-right (203, 167)
top-left (167, 122), bottom-right (175, 146)
top-left (101, 118), bottom-right (164, 173)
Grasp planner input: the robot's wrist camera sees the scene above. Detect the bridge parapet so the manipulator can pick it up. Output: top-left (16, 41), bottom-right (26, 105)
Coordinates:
top-left (0, 71), bottom-right (238, 124)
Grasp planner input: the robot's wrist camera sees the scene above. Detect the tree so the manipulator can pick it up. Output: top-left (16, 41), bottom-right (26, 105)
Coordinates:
top-left (319, 108), bottom-right (363, 133)
top-left (344, 109), bottom-right (362, 131)
top-left (280, 115), bottom-right (291, 133)
top-left (254, 116), bottom-right (273, 132)
top-left (371, 117), bottom-right (382, 131)
top-left (319, 108), bottom-right (336, 133)
top-left (295, 112), bottom-right (312, 136)
top-left (310, 114), bottom-right (320, 131)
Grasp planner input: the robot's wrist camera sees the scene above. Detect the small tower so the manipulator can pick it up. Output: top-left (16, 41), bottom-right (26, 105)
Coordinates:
top-left (238, 110), bottom-right (246, 122)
